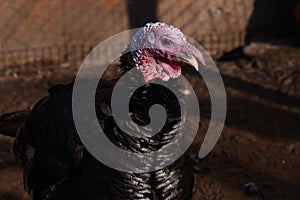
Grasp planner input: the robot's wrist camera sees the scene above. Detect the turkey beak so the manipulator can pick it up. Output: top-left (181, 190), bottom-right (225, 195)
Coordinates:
top-left (178, 53), bottom-right (199, 71)
top-left (177, 42), bottom-right (206, 70)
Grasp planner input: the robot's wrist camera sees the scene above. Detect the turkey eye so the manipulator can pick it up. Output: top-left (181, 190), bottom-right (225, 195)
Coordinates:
top-left (161, 38), bottom-right (172, 46)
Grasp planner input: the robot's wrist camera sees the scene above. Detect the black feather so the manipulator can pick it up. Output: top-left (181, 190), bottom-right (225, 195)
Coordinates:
top-left (11, 52), bottom-right (194, 200)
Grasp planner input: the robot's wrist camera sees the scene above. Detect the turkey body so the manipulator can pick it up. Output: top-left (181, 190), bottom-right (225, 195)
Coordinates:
top-left (12, 52), bottom-right (194, 200)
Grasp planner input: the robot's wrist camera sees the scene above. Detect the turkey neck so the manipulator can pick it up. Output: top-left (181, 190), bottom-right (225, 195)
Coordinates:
top-left (98, 52), bottom-right (183, 154)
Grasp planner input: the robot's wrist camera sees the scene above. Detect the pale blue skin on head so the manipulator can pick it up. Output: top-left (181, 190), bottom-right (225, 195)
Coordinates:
top-left (130, 22), bottom-right (206, 83)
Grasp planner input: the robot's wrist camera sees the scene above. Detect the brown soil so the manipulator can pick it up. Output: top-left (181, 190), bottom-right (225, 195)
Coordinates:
top-left (0, 43), bottom-right (299, 200)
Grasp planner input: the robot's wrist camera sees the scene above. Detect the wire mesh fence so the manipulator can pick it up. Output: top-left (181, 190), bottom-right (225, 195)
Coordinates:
top-left (0, 0), bottom-right (253, 69)
top-left (0, 44), bottom-right (88, 68)
top-left (0, 31), bottom-right (246, 69)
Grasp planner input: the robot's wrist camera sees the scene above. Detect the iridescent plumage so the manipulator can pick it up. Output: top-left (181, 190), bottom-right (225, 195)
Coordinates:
top-left (9, 22), bottom-right (205, 200)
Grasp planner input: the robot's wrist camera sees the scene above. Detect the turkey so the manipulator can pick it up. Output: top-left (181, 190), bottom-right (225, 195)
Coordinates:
top-left (0, 22), bottom-right (206, 200)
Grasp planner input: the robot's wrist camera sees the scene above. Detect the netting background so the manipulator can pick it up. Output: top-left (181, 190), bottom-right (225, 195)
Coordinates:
top-left (0, 0), bottom-right (254, 68)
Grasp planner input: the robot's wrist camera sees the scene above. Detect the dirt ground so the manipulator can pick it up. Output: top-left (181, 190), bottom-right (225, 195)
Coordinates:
top-left (0, 43), bottom-right (299, 200)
